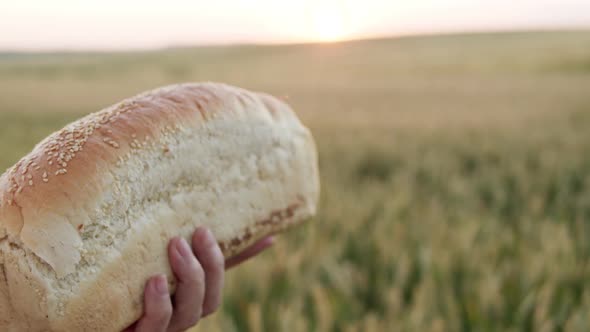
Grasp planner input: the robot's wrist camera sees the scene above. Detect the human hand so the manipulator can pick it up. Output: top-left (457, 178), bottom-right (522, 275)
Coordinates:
top-left (123, 228), bottom-right (274, 332)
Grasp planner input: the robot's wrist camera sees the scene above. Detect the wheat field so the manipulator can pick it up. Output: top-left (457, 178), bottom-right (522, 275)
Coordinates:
top-left (1, 31), bottom-right (590, 331)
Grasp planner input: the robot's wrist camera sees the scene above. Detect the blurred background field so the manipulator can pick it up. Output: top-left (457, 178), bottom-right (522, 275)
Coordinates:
top-left (1, 30), bottom-right (590, 331)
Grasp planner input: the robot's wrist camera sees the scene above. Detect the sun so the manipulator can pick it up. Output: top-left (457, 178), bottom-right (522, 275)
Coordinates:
top-left (310, 1), bottom-right (349, 42)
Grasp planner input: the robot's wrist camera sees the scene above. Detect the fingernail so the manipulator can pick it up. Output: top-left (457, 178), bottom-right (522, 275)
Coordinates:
top-left (175, 237), bottom-right (193, 261)
top-left (263, 236), bottom-right (275, 246)
top-left (154, 275), bottom-right (168, 295)
top-left (197, 227), bottom-right (215, 247)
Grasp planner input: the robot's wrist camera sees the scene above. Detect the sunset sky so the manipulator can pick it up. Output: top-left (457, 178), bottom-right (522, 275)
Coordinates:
top-left (1, 0), bottom-right (589, 51)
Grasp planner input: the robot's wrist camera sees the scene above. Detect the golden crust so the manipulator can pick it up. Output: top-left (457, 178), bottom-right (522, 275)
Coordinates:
top-left (0, 82), bottom-right (320, 331)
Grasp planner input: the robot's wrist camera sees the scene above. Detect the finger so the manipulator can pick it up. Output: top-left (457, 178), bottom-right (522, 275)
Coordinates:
top-left (135, 275), bottom-right (173, 332)
top-left (167, 237), bottom-right (206, 332)
top-left (191, 228), bottom-right (225, 317)
top-left (225, 236), bottom-right (274, 269)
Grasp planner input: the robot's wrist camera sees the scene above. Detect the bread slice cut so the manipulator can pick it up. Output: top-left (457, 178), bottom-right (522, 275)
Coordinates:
top-left (0, 83), bottom-right (319, 331)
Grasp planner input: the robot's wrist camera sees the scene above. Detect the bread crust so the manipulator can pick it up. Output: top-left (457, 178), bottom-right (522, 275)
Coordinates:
top-left (0, 83), bottom-right (319, 331)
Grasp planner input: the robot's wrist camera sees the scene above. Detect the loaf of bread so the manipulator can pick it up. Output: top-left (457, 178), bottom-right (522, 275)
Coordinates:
top-left (0, 83), bottom-right (319, 331)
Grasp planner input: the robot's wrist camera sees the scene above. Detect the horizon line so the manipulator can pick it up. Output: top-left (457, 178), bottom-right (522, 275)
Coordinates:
top-left (1, 26), bottom-right (589, 54)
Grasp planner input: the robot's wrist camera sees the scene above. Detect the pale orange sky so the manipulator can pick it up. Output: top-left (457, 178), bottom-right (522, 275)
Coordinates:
top-left (1, 0), bottom-right (589, 51)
